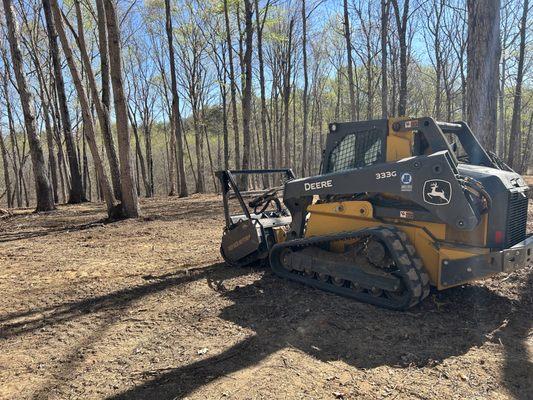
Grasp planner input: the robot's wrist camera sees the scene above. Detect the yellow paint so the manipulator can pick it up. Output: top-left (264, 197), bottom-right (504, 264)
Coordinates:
top-left (279, 117), bottom-right (494, 290)
top-left (304, 200), bottom-right (490, 289)
top-left (386, 135), bottom-right (413, 162)
top-left (386, 117), bottom-right (415, 161)
top-left (445, 214), bottom-right (488, 247)
top-left (273, 226), bottom-right (287, 244)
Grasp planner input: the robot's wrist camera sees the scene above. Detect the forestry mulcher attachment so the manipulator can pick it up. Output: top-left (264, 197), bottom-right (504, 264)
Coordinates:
top-left (217, 117), bottom-right (532, 310)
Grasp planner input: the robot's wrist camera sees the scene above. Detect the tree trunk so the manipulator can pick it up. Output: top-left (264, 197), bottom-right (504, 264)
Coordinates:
top-left (2, 0), bottom-right (55, 212)
top-left (193, 111), bottom-right (205, 193)
top-left (466, 0), bottom-right (500, 150)
top-left (432, 1), bottom-right (444, 120)
top-left (362, 7), bottom-right (374, 120)
top-left (391, 0), bottom-right (409, 116)
top-left (221, 45), bottom-right (230, 170)
top-left (224, 0), bottom-right (240, 170)
top-left (50, 0), bottom-right (117, 217)
top-left (467, 0), bottom-right (500, 150)
top-left (380, 0), bottom-right (389, 118)
top-left (165, 26), bottom-right (177, 193)
top-left (241, 0), bottom-right (253, 189)
top-left (520, 111), bottom-right (533, 173)
top-left (301, 0), bottom-right (309, 176)
top-left (0, 128), bottom-right (12, 208)
top-left (255, 0), bottom-right (270, 186)
top-left (507, 0), bottom-right (528, 169)
top-left (42, 0), bottom-right (84, 204)
top-left (18, 5), bottom-right (60, 204)
top-left (282, 19), bottom-right (294, 168)
top-left (1, 50), bottom-right (30, 206)
top-left (42, 90), bottom-right (59, 203)
top-left (343, 0), bottom-right (357, 120)
top-left (164, 0), bottom-right (188, 197)
top-left (104, 0), bottom-right (140, 217)
top-left (50, 86), bottom-right (67, 203)
top-left (4, 72), bottom-right (21, 208)
top-left (143, 121), bottom-right (154, 197)
top-left (29, 48), bottom-right (60, 204)
top-left (81, 125), bottom-right (91, 200)
top-left (94, 0), bottom-right (122, 200)
top-left (202, 110), bottom-right (218, 192)
top-left (129, 110), bottom-right (150, 197)
top-left (498, 57), bottom-right (506, 158)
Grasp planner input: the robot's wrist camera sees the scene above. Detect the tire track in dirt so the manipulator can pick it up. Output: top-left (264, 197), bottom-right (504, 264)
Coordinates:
top-left (0, 196), bottom-right (531, 399)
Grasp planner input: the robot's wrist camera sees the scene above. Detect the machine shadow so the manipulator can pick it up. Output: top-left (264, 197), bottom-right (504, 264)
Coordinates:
top-left (110, 268), bottom-right (516, 400)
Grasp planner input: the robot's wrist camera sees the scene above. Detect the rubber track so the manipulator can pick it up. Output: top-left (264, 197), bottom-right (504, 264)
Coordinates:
top-left (269, 226), bottom-right (431, 310)
top-left (393, 229), bottom-right (431, 304)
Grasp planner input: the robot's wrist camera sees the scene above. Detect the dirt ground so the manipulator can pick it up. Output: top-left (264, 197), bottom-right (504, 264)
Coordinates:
top-left (0, 195), bottom-right (531, 400)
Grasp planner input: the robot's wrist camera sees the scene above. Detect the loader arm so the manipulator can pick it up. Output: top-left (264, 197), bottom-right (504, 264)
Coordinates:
top-left (283, 150), bottom-right (483, 239)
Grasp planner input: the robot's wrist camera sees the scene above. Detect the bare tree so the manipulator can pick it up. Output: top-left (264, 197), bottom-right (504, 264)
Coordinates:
top-left (95, 0), bottom-right (122, 200)
top-left (224, 0), bottom-right (241, 170)
top-left (64, 0), bottom-right (123, 201)
top-left (343, 0), bottom-right (357, 120)
top-left (204, 9), bottom-right (230, 173)
top-left (49, 0), bottom-right (117, 217)
top-left (0, 0), bottom-right (530, 207)
top-left (283, 18), bottom-right (294, 167)
top-left (127, 44), bottom-right (157, 197)
top-left (104, 0), bottom-right (140, 217)
top-left (353, 0), bottom-right (381, 120)
top-left (390, 0), bottom-right (409, 116)
top-left (507, 0), bottom-right (529, 170)
top-left (466, 0), bottom-right (500, 149)
top-left (0, 127), bottom-right (12, 208)
top-left (422, 0), bottom-right (446, 120)
top-left (380, 0), bottom-right (389, 118)
top-left (497, 1), bottom-right (520, 157)
top-left (241, 0), bottom-right (254, 187)
top-left (255, 0), bottom-right (272, 184)
top-left (42, 0), bottom-right (85, 204)
top-left (2, 0), bottom-right (55, 211)
top-left (0, 55), bottom-right (23, 207)
top-left (164, 0), bottom-right (187, 197)
top-left (442, 1), bottom-right (467, 121)
top-left (18, 2), bottom-right (60, 203)
top-left (301, 0), bottom-right (309, 176)
top-left (176, 7), bottom-right (208, 193)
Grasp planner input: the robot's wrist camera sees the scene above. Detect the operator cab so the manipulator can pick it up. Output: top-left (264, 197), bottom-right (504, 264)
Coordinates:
top-left (321, 117), bottom-right (529, 249)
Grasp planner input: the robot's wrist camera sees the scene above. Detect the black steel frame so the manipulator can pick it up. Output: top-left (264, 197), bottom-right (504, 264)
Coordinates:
top-left (216, 169), bottom-right (295, 229)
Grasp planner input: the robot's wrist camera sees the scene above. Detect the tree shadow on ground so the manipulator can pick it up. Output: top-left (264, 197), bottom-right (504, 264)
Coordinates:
top-left (140, 201), bottom-right (225, 223)
top-left (1, 262), bottom-right (254, 400)
top-left (0, 262), bottom-right (235, 339)
top-left (109, 266), bottom-right (529, 400)
top-left (498, 270), bottom-right (533, 400)
top-left (0, 220), bottom-right (108, 243)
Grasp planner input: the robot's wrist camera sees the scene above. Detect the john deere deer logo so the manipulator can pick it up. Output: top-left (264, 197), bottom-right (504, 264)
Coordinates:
top-left (423, 179), bottom-right (451, 205)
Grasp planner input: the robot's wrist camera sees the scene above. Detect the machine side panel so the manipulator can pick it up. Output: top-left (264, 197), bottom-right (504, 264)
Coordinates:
top-left (284, 151), bottom-right (480, 235)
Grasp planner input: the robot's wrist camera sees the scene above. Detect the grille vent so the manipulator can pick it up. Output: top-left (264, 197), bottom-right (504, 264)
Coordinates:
top-left (505, 190), bottom-right (529, 247)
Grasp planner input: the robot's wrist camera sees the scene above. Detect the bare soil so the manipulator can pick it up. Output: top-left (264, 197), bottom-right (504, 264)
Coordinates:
top-left (0, 195), bottom-right (531, 400)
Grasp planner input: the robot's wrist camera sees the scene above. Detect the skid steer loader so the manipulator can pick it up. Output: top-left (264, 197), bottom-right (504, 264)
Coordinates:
top-left (217, 117), bottom-right (532, 309)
